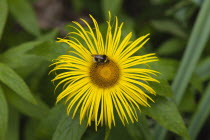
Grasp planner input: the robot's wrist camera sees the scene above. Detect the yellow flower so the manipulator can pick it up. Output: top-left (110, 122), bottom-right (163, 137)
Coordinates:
top-left (50, 12), bottom-right (159, 130)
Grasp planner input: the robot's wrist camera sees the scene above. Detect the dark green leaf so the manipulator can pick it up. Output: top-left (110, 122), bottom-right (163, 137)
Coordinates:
top-left (4, 86), bottom-right (49, 119)
top-left (151, 20), bottom-right (187, 38)
top-left (7, 0), bottom-right (40, 36)
top-left (6, 105), bottom-right (19, 140)
top-left (24, 119), bottom-right (39, 140)
top-left (0, 0), bottom-right (8, 39)
top-left (29, 41), bottom-right (69, 61)
top-left (141, 96), bottom-right (189, 139)
top-left (102, 0), bottom-right (122, 18)
top-left (0, 63), bottom-right (36, 104)
top-left (37, 104), bottom-right (66, 139)
top-left (157, 38), bottom-right (185, 55)
top-left (188, 82), bottom-right (210, 140)
top-left (108, 119), bottom-right (132, 140)
top-left (0, 85), bottom-right (8, 140)
top-left (52, 114), bottom-right (87, 140)
top-left (179, 88), bottom-right (196, 112)
top-left (196, 56), bottom-right (210, 81)
top-left (126, 115), bottom-right (153, 140)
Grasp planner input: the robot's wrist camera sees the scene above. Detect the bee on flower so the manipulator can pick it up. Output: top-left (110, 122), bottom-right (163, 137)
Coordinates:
top-left (50, 12), bottom-right (159, 130)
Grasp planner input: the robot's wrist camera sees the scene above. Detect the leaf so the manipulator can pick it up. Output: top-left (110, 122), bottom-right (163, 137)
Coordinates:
top-left (37, 104), bottom-right (66, 139)
top-left (52, 114), bottom-right (87, 140)
top-left (0, 30), bottom-right (59, 69)
top-left (7, 0), bottom-right (40, 36)
top-left (157, 38), bottom-right (185, 56)
top-left (0, 85), bottom-right (8, 140)
top-left (151, 20), bottom-right (187, 38)
top-left (4, 86), bottom-right (49, 119)
top-left (126, 115), bottom-right (153, 140)
top-left (108, 120), bottom-right (133, 140)
top-left (188, 82), bottom-right (210, 140)
top-left (179, 88), bottom-right (196, 112)
top-left (196, 56), bottom-right (210, 81)
top-left (172, 0), bottom-right (210, 104)
top-left (148, 60), bottom-right (177, 97)
top-left (6, 105), bottom-right (20, 140)
top-left (29, 41), bottom-right (69, 61)
top-left (102, 0), bottom-right (122, 18)
top-left (0, 63), bottom-right (36, 104)
top-left (141, 96), bottom-right (189, 139)
top-left (0, 0), bottom-right (8, 39)
top-left (24, 119), bottom-right (39, 140)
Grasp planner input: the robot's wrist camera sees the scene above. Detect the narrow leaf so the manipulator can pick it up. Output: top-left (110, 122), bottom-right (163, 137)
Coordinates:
top-left (173, 0), bottom-right (210, 104)
top-left (6, 105), bottom-right (19, 140)
top-left (156, 0), bottom-right (210, 139)
top-left (4, 86), bottom-right (49, 119)
top-left (188, 82), bottom-right (210, 140)
top-left (0, 63), bottom-right (36, 104)
top-left (7, 0), bottom-right (40, 36)
top-left (196, 56), bottom-right (210, 81)
top-left (0, 0), bottom-right (8, 39)
top-left (0, 85), bottom-right (8, 140)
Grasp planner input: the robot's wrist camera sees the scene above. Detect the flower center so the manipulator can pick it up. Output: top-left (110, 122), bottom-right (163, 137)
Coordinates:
top-left (90, 60), bottom-right (120, 88)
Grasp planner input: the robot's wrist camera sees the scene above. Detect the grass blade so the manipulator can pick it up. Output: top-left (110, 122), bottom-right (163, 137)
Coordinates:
top-left (172, 0), bottom-right (210, 104)
top-left (188, 82), bottom-right (210, 140)
top-left (156, 0), bottom-right (210, 139)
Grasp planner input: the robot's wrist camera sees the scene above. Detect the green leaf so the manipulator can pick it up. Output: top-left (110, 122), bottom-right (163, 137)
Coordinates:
top-left (172, 0), bottom-right (210, 104)
top-left (126, 115), bottom-right (153, 140)
top-left (141, 96), bottom-right (189, 139)
top-left (149, 60), bottom-right (176, 97)
top-left (188, 82), bottom-right (210, 140)
top-left (0, 63), bottom-right (36, 104)
top-left (7, 0), bottom-right (40, 36)
top-left (150, 20), bottom-right (187, 38)
top-left (196, 56), bottom-right (210, 81)
top-left (4, 86), bottom-right (49, 119)
top-left (102, 0), bottom-right (122, 18)
top-left (0, 85), bottom-right (8, 140)
top-left (37, 104), bottom-right (66, 139)
top-left (24, 119), bottom-right (39, 140)
top-left (0, 30), bottom-right (59, 69)
top-left (0, 0), bottom-right (8, 39)
top-left (29, 41), bottom-right (69, 61)
top-left (156, 1), bottom-right (210, 139)
top-left (179, 88), bottom-right (196, 112)
top-left (157, 38), bottom-right (185, 56)
top-left (52, 114), bottom-right (87, 140)
top-left (6, 105), bottom-right (19, 140)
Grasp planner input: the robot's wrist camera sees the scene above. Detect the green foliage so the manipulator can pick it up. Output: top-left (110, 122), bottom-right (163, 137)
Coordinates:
top-left (0, 0), bottom-right (209, 140)
top-left (0, 86), bottom-right (8, 140)
top-left (52, 113), bottom-right (87, 140)
top-left (7, 0), bottom-right (40, 36)
top-left (142, 96), bottom-right (189, 139)
top-left (0, 0), bottom-right (8, 39)
top-left (0, 63), bottom-right (36, 104)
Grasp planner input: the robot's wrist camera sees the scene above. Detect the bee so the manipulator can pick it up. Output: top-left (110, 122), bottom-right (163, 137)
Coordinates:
top-left (91, 55), bottom-right (109, 65)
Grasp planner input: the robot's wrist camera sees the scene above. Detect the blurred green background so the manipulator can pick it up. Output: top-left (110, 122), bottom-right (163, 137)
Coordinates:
top-left (0, 0), bottom-right (210, 140)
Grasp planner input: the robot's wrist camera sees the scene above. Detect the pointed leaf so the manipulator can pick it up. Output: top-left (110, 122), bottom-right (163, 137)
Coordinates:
top-left (52, 114), bottom-right (87, 140)
top-left (7, 0), bottom-right (40, 36)
top-left (141, 96), bottom-right (189, 139)
top-left (4, 86), bottom-right (49, 119)
top-left (0, 63), bottom-right (36, 104)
